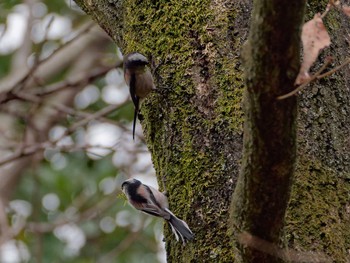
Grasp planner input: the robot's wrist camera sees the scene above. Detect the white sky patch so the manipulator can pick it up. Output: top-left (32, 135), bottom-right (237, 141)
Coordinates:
top-left (46, 15), bottom-right (71, 39)
top-left (64, 0), bottom-right (84, 13)
top-left (54, 224), bottom-right (86, 257)
top-left (133, 151), bottom-right (153, 172)
top-left (154, 222), bottom-right (166, 263)
top-left (50, 152), bottom-right (68, 170)
top-left (49, 125), bottom-right (66, 141)
top-left (102, 84), bottom-right (129, 105)
top-left (9, 200), bottom-right (32, 218)
top-left (99, 177), bottom-right (117, 195)
top-left (42, 193), bottom-right (60, 211)
top-left (56, 136), bottom-right (74, 147)
top-left (38, 41), bottom-right (59, 60)
top-left (99, 216), bottom-right (116, 233)
top-left (48, 126), bottom-right (73, 151)
top-left (115, 210), bottom-right (131, 227)
top-left (32, 2), bottom-right (47, 18)
top-left (0, 5), bottom-right (29, 54)
top-left (102, 68), bottom-right (129, 105)
top-left (123, 122), bottom-right (144, 142)
top-left (132, 174), bottom-right (158, 190)
top-left (115, 210), bottom-right (145, 231)
top-left (0, 240), bottom-right (30, 263)
top-left (75, 85), bottom-right (100, 109)
top-left (85, 123), bottom-right (122, 159)
top-left (31, 14), bottom-right (72, 43)
top-left (112, 149), bottom-right (135, 168)
top-left (105, 68), bottom-right (124, 86)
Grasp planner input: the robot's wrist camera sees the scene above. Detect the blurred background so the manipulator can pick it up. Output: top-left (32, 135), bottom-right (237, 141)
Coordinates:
top-left (0, 0), bottom-right (165, 262)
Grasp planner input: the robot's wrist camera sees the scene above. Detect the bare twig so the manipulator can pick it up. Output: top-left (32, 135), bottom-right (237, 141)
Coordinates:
top-left (96, 217), bottom-right (149, 263)
top-left (8, 21), bottom-right (95, 93)
top-left (1, 64), bottom-right (118, 105)
top-left (0, 142), bottom-right (120, 167)
top-left (0, 144), bottom-right (45, 167)
top-left (66, 103), bottom-right (127, 135)
top-left (0, 101), bottom-right (128, 164)
top-left (33, 64), bottom-right (119, 97)
top-left (277, 57), bottom-right (333, 100)
top-left (316, 57), bottom-right (350, 79)
top-left (0, 199), bottom-right (10, 240)
top-left (27, 190), bottom-right (118, 233)
top-left (321, 3), bottom-right (332, 18)
top-left (0, 198), bottom-right (26, 246)
top-left (29, 15), bottom-right (55, 70)
top-left (52, 103), bottom-right (122, 127)
top-left (238, 232), bottom-right (333, 263)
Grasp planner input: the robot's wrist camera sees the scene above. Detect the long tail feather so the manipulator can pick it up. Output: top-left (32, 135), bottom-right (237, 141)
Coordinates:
top-left (167, 212), bottom-right (194, 244)
top-left (133, 107), bottom-right (137, 140)
top-left (132, 97), bottom-right (139, 140)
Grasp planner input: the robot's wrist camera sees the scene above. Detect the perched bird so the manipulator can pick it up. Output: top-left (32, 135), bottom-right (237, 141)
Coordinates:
top-left (121, 178), bottom-right (194, 244)
top-left (123, 52), bottom-right (156, 140)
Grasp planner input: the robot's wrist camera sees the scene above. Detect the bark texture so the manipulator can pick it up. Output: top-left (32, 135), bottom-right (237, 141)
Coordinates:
top-left (74, 0), bottom-right (350, 262)
top-left (284, 1), bottom-right (350, 261)
top-left (229, 1), bottom-right (305, 262)
top-left (75, 0), bottom-right (248, 261)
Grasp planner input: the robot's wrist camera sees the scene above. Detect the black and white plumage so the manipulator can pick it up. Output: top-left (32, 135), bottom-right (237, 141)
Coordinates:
top-left (123, 52), bottom-right (156, 140)
top-left (121, 178), bottom-right (194, 244)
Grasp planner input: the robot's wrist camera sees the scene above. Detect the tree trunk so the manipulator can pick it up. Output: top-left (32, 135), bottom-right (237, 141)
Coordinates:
top-left (229, 1), bottom-right (305, 262)
top-left (74, 0), bottom-right (350, 262)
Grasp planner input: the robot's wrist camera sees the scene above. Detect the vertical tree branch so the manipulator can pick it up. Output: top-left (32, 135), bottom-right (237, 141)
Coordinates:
top-left (231, 1), bottom-right (306, 262)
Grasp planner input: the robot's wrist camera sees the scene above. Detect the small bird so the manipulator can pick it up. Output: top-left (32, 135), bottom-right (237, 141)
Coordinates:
top-left (123, 52), bottom-right (156, 140)
top-left (121, 178), bottom-right (194, 244)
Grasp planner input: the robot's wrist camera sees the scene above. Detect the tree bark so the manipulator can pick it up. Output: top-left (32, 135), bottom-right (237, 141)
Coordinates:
top-left (284, 1), bottom-right (350, 262)
top-left (229, 1), bottom-right (305, 262)
top-left (74, 0), bottom-right (350, 262)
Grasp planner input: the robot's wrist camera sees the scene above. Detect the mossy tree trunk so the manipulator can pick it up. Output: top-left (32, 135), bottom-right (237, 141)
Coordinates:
top-left (74, 0), bottom-right (350, 262)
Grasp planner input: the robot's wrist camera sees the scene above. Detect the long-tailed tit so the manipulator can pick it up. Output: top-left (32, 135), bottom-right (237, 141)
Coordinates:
top-left (123, 52), bottom-right (156, 140)
top-left (121, 178), bottom-right (194, 244)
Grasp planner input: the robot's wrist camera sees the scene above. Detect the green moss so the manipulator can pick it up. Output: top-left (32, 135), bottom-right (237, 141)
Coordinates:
top-left (122, 1), bottom-right (243, 261)
top-left (285, 157), bottom-right (350, 262)
top-left (74, 0), bottom-right (350, 261)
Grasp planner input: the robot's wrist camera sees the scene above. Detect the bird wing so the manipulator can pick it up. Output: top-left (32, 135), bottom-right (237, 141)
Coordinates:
top-left (143, 185), bottom-right (171, 219)
top-left (140, 203), bottom-right (164, 217)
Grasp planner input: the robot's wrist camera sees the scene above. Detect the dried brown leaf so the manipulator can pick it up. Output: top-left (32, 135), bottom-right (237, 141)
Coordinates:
top-left (295, 13), bottom-right (331, 85)
top-left (342, 5), bottom-right (350, 17)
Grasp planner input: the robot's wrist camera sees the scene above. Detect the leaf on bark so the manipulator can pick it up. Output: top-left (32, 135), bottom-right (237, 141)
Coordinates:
top-left (295, 14), bottom-right (331, 85)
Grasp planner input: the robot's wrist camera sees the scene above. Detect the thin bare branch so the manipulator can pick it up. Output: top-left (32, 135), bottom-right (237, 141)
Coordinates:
top-left (33, 64), bottom-right (119, 97)
top-left (0, 141), bottom-right (120, 167)
top-left (316, 57), bottom-right (350, 79)
top-left (277, 57), bottom-right (333, 100)
top-left (7, 21), bottom-right (96, 94)
top-left (66, 103), bottom-right (127, 135)
top-left (238, 232), bottom-right (333, 263)
top-left (27, 190), bottom-right (118, 233)
top-left (96, 217), bottom-right (150, 263)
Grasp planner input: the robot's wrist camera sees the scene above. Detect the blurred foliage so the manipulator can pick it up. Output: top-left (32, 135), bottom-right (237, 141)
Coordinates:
top-left (0, 0), bottom-right (162, 262)
top-left (0, 0), bottom-right (21, 11)
top-left (0, 54), bottom-right (11, 78)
